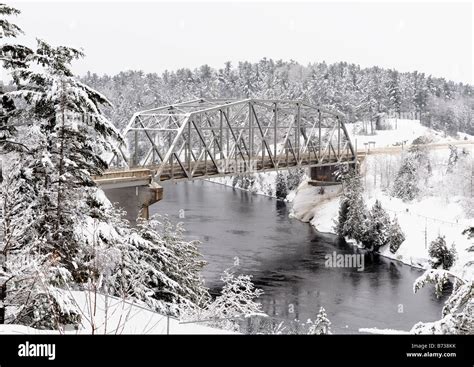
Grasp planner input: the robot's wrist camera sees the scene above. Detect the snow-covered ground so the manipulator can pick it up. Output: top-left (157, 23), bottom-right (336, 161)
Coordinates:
top-left (346, 118), bottom-right (474, 150)
top-left (210, 171), bottom-right (279, 198)
top-left (210, 168), bottom-right (308, 200)
top-left (0, 291), bottom-right (234, 335)
top-left (289, 183), bottom-right (341, 232)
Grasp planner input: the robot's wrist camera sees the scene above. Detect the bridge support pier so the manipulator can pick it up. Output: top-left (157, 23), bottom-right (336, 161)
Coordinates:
top-left (102, 182), bottom-right (163, 222)
top-left (309, 162), bottom-right (358, 186)
top-left (94, 169), bottom-right (164, 221)
top-left (138, 182), bottom-right (164, 220)
top-left (310, 166), bottom-right (336, 182)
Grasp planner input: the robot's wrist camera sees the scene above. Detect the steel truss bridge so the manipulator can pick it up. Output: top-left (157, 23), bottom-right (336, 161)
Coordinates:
top-left (110, 98), bottom-right (357, 182)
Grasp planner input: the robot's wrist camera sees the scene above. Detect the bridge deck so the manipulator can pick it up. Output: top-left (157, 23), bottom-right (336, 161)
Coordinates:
top-left (94, 150), bottom-right (370, 187)
top-left (92, 168), bottom-right (153, 189)
top-left (134, 153), bottom-right (356, 182)
top-left (158, 159), bottom-right (358, 181)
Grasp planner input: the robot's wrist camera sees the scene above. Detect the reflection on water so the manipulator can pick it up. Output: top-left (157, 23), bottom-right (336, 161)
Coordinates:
top-left (152, 180), bottom-right (447, 333)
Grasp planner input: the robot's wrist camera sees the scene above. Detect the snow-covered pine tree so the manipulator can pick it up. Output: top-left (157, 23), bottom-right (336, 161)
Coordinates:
top-left (362, 200), bottom-right (391, 251)
top-left (336, 198), bottom-right (349, 237)
top-left (113, 217), bottom-right (187, 316)
top-left (186, 268), bottom-right (264, 332)
top-left (428, 236), bottom-right (456, 270)
top-left (388, 216), bottom-right (405, 254)
top-left (0, 4), bottom-right (32, 154)
top-left (0, 4), bottom-right (32, 72)
top-left (275, 171), bottom-right (288, 200)
top-left (344, 194), bottom-right (367, 244)
top-left (392, 154), bottom-right (419, 201)
top-left (66, 186), bottom-right (190, 318)
top-left (238, 61), bottom-right (257, 98)
top-left (307, 306), bottom-right (331, 335)
top-left (463, 227), bottom-right (474, 240)
top-left (1, 38), bottom-right (122, 328)
top-left (387, 69), bottom-right (402, 117)
top-left (410, 136), bottom-right (432, 175)
top-left (216, 61), bottom-right (238, 98)
top-left (0, 4), bottom-right (36, 325)
top-left (337, 169), bottom-right (368, 243)
top-left (413, 72), bottom-right (428, 120)
top-left (0, 135), bottom-right (46, 325)
top-left (412, 269), bottom-right (473, 334)
top-left (75, 192), bottom-right (209, 318)
top-left (12, 40), bottom-right (120, 272)
top-left (136, 215), bottom-right (209, 313)
top-left (447, 144), bottom-right (459, 173)
top-left (336, 167), bottom-right (357, 236)
top-left (286, 167), bottom-right (305, 191)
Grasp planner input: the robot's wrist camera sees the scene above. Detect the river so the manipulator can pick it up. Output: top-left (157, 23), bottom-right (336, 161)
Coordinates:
top-left (152, 180), bottom-right (447, 334)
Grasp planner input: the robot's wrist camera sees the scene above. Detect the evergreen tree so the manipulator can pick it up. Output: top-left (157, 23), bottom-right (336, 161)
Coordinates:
top-left (76, 195), bottom-right (210, 317)
top-left (143, 215), bottom-right (209, 310)
top-left (185, 269), bottom-right (264, 332)
top-left (336, 198), bottom-right (349, 237)
top-left (428, 236), bottom-right (456, 270)
top-left (413, 71), bottom-right (428, 119)
top-left (412, 267), bottom-right (473, 334)
top-left (387, 69), bottom-right (402, 117)
top-left (286, 167), bottom-right (305, 192)
top-left (64, 191), bottom-right (209, 318)
top-left (462, 227), bottom-right (474, 240)
top-left (1, 35), bottom-right (123, 328)
top-left (336, 168), bottom-right (358, 236)
top-left (392, 155), bottom-right (419, 201)
top-left (344, 194), bottom-right (367, 243)
top-left (337, 169), bottom-right (367, 242)
top-left (9, 39), bottom-right (121, 276)
top-left (363, 200), bottom-right (391, 251)
top-left (393, 136), bottom-right (433, 201)
top-left (388, 216), bottom-right (405, 254)
top-left (308, 306), bottom-right (331, 335)
top-left (447, 144), bottom-right (459, 173)
top-left (114, 218), bottom-right (196, 315)
top-left (0, 4), bottom-right (32, 71)
top-left (0, 4), bottom-right (32, 154)
top-left (275, 171), bottom-right (288, 200)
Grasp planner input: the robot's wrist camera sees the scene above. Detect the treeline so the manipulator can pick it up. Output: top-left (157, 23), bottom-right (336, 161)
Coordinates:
top-left (82, 59), bottom-right (474, 135)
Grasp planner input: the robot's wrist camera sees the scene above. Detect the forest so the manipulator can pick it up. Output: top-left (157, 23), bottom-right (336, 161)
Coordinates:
top-left (82, 59), bottom-right (474, 135)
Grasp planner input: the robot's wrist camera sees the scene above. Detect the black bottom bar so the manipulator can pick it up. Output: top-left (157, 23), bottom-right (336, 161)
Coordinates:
top-left (0, 334), bottom-right (473, 364)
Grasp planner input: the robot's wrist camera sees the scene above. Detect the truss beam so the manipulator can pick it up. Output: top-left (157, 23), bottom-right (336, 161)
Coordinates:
top-left (111, 98), bottom-right (356, 181)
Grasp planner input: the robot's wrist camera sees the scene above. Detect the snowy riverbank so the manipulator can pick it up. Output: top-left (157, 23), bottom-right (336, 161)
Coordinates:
top-left (210, 171), bottom-right (279, 198)
top-left (290, 179), bottom-right (473, 281)
top-left (291, 119), bottom-right (474, 282)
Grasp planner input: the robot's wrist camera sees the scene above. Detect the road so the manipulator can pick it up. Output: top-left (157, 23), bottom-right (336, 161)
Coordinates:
top-left (358, 139), bottom-right (474, 156)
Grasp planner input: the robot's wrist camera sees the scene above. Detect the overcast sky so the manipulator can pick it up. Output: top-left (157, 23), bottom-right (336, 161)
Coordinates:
top-left (8, 1), bottom-right (474, 84)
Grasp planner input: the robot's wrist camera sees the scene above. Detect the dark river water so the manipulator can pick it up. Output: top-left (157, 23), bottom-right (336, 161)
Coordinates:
top-left (151, 180), bottom-right (447, 334)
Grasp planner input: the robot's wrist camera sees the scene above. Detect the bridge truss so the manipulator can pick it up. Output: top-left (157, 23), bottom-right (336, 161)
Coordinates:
top-left (113, 98), bottom-right (357, 181)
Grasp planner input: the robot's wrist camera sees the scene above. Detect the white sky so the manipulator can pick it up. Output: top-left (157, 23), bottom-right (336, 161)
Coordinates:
top-left (7, 0), bottom-right (474, 84)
